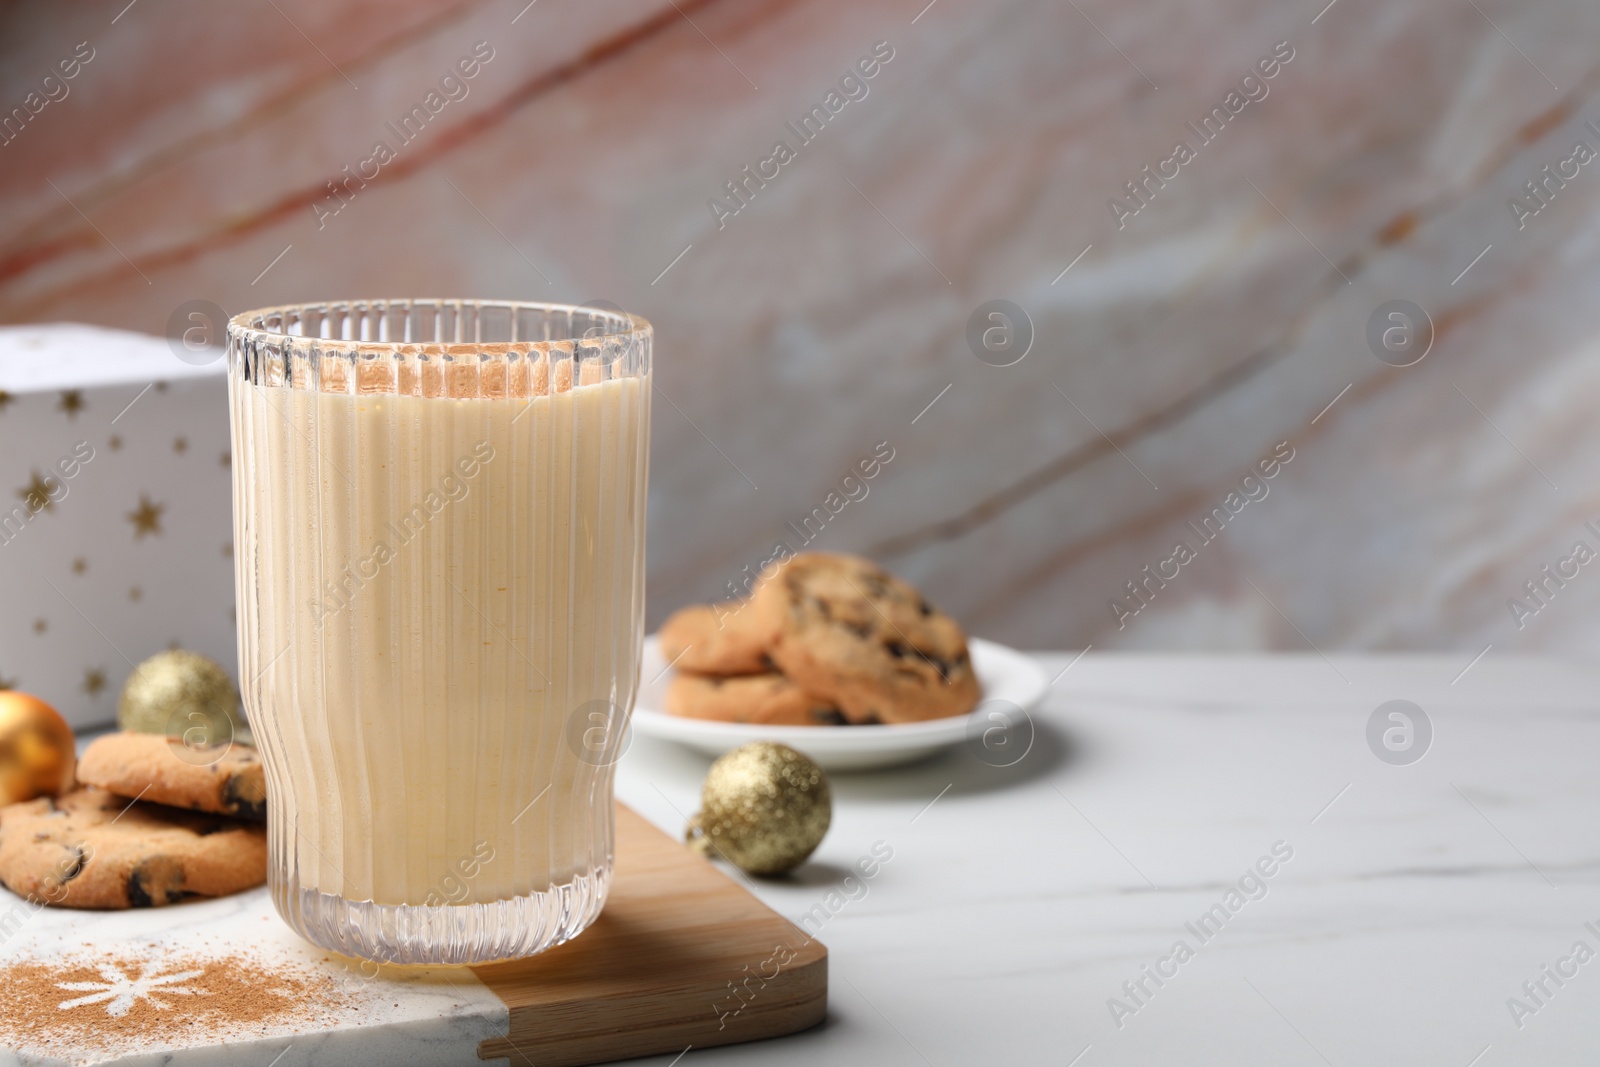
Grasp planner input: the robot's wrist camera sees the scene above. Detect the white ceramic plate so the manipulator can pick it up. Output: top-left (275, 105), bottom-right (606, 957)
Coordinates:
top-left (630, 636), bottom-right (1049, 771)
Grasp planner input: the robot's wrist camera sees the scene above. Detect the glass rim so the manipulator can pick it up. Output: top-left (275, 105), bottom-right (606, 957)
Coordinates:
top-left (226, 298), bottom-right (652, 357)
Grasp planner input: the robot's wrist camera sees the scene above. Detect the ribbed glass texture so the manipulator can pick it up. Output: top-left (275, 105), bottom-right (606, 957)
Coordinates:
top-left (226, 300), bottom-right (651, 964)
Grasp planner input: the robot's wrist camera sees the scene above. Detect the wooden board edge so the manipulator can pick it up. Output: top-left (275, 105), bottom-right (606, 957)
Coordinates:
top-left (479, 949), bottom-right (827, 1066)
top-left (472, 805), bottom-right (831, 1065)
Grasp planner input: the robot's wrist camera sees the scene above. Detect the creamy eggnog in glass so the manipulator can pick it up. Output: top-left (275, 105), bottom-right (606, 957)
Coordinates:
top-left (226, 300), bottom-right (650, 964)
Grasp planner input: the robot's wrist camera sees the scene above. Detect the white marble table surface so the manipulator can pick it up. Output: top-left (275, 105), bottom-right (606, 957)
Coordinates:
top-left (6, 653), bottom-right (1597, 1065)
top-left (617, 653), bottom-right (1600, 1067)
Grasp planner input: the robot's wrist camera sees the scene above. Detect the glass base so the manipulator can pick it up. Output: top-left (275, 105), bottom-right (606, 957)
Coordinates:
top-left (274, 866), bottom-right (613, 965)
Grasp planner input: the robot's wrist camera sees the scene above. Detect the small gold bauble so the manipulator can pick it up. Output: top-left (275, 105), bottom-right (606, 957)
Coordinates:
top-left (687, 741), bottom-right (831, 876)
top-left (119, 650), bottom-right (247, 746)
top-left (0, 691), bottom-right (76, 807)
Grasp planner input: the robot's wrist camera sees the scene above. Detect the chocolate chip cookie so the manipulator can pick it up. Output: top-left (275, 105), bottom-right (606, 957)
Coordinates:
top-left (0, 788), bottom-right (266, 909)
top-left (664, 671), bottom-right (847, 726)
top-left (77, 733), bottom-right (266, 821)
top-left (752, 553), bottom-right (982, 724)
top-left (659, 602), bottom-right (776, 675)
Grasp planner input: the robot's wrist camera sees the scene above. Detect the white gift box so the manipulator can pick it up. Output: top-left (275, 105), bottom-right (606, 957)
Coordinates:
top-left (0, 324), bottom-right (236, 731)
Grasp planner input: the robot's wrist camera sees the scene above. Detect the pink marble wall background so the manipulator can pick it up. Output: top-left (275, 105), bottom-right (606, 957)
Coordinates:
top-left (3, 0), bottom-right (1599, 657)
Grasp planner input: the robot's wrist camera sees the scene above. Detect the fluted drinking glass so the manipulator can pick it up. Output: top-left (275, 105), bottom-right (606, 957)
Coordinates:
top-left (226, 300), bottom-right (651, 965)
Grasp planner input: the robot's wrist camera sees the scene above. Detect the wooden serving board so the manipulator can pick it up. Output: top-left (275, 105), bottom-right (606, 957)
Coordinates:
top-left (0, 804), bottom-right (826, 1067)
top-left (473, 805), bottom-right (829, 1065)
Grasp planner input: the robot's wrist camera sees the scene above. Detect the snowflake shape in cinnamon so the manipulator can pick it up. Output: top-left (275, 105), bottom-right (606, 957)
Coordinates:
top-left (56, 960), bottom-right (207, 1017)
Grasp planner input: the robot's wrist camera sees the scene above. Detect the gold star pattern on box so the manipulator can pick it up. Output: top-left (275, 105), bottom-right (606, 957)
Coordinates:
top-left (127, 495), bottom-right (164, 539)
top-left (18, 471), bottom-right (57, 515)
top-left (3, 351), bottom-right (238, 730)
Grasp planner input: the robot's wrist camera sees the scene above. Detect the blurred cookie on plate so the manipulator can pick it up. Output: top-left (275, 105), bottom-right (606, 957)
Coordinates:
top-left (661, 552), bottom-right (981, 726)
top-left (753, 553), bottom-right (981, 724)
top-left (664, 672), bottom-right (846, 726)
top-left (659, 602), bottom-right (775, 675)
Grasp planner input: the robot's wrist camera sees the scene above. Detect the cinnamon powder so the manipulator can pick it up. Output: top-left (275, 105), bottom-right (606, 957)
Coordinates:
top-left (0, 950), bottom-right (352, 1060)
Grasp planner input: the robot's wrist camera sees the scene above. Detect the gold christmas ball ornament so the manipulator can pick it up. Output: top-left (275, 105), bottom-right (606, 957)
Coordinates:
top-left (0, 691), bottom-right (77, 807)
top-left (687, 742), bottom-right (831, 876)
top-left (119, 650), bottom-right (247, 747)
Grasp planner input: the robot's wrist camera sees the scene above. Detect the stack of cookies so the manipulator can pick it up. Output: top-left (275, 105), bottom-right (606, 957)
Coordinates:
top-left (0, 733), bottom-right (267, 909)
top-left (662, 552), bottom-right (982, 726)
